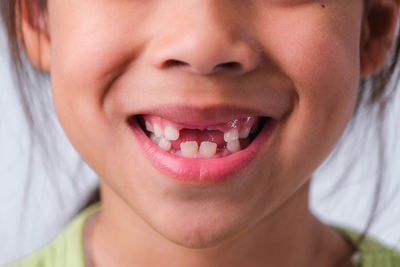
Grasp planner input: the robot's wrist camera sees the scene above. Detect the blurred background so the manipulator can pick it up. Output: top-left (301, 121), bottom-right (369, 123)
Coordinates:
top-left (1, 22), bottom-right (400, 266)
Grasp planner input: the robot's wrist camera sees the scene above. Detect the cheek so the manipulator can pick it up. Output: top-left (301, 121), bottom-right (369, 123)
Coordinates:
top-left (47, 0), bottom-right (153, 108)
top-left (47, 2), bottom-right (146, 167)
top-left (276, 48), bottom-right (360, 184)
top-left (253, 4), bottom-right (362, 181)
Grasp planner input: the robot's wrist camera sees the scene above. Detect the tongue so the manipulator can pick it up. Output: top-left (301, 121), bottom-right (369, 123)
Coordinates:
top-left (170, 129), bottom-right (225, 150)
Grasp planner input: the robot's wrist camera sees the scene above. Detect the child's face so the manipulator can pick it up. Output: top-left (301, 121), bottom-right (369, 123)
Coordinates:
top-left (42, 1), bottom-right (364, 246)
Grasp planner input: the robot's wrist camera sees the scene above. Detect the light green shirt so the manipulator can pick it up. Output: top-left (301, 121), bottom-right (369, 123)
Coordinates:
top-left (5, 204), bottom-right (400, 267)
top-left (5, 204), bottom-right (100, 267)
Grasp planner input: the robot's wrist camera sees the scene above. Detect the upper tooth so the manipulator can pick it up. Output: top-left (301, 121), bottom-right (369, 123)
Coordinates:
top-left (239, 127), bottom-right (251, 139)
top-left (165, 125), bottom-right (180, 141)
top-left (199, 141), bottom-right (217, 158)
top-left (180, 141), bottom-right (198, 158)
top-left (227, 139), bottom-right (241, 153)
top-left (224, 129), bottom-right (239, 142)
top-left (145, 121), bottom-right (154, 132)
top-left (158, 138), bottom-right (172, 151)
top-left (153, 123), bottom-right (164, 138)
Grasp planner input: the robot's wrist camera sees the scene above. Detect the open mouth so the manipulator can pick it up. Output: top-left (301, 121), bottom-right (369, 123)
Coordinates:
top-left (126, 112), bottom-right (277, 183)
top-left (134, 115), bottom-right (268, 159)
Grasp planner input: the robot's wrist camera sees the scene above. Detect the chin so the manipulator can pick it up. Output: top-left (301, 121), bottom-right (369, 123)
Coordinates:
top-left (146, 201), bottom-right (255, 250)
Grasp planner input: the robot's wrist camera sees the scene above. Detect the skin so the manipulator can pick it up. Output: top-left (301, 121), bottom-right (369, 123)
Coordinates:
top-left (20, 0), bottom-right (400, 266)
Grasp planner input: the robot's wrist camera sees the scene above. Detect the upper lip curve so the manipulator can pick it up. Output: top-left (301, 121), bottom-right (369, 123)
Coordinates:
top-left (129, 104), bottom-right (288, 127)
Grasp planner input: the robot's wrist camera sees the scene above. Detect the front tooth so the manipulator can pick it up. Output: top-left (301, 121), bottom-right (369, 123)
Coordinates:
top-left (153, 123), bottom-right (164, 138)
top-left (165, 125), bottom-right (180, 141)
top-left (180, 141), bottom-right (199, 158)
top-left (239, 127), bottom-right (251, 139)
top-left (224, 129), bottom-right (239, 142)
top-left (145, 121), bottom-right (154, 132)
top-left (158, 138), bottom-right (172, 151)
top-left (227, 139), bottom-right (241, 153)
top-left (199, 142), bottom-right (217, 158)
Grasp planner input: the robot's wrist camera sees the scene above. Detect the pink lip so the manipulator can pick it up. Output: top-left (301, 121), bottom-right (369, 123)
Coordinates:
top-left (128, 104), bottom-right (284, 126)
top-left (128, 114), bottom-right (278, 185)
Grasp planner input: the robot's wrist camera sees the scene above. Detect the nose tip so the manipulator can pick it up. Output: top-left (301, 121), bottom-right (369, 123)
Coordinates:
top-left (149, 32), bottom-right (261, 76)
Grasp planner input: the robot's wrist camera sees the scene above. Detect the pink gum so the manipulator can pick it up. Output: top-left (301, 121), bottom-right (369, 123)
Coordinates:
top-left (142, 115), bottom-right (260, 132)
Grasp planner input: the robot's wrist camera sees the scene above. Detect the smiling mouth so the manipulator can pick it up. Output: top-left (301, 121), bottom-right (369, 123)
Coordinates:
top-left (134, 115), bottom-right (268, 159)
top-left (126, 108), bottom-right (278, 183)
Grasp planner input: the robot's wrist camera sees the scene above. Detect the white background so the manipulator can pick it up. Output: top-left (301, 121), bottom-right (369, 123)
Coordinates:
top-left (1, 23), bottom-right (400, 266)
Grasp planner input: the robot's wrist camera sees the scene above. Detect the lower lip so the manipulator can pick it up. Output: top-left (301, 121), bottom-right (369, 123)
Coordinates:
top-left (128, 117), bottom-right (277, 185)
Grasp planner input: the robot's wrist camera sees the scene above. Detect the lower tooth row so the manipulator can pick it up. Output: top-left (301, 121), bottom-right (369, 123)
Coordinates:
top-left (158, 138), bottom-right (172, 151)
top-left (199, 141), bottom-right (217, 158)
top-left (227, 139), bottom-right (240, 153)
top-left (180, 141), bottom-right (199, 158)
top-left (150, 134), bottom-right (240, 158)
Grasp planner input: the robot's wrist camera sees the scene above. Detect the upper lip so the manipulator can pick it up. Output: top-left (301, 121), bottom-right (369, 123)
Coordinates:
top-left (129, 103), bottom-right (289, 127)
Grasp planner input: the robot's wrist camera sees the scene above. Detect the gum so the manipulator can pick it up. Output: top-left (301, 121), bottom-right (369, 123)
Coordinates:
top-left (142, 115), bottom-right (260, 133)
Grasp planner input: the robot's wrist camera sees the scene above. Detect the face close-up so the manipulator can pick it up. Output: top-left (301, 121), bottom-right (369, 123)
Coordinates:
top-left (23, 0), bottom-right (368, 250)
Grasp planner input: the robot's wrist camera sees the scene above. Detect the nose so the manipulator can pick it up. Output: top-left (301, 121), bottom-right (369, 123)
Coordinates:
top-left (147, 6), bottom-right (261, 76)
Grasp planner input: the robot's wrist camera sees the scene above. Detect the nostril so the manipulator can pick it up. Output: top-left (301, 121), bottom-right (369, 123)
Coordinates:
top-left (215, 61), bottom-right (241, 71)
top-left (218, 62), bottom-right (240, 68)
top-left (163, 59), bottom-right (188, 68)
top-left (161, 59), bottom-right (243, 74)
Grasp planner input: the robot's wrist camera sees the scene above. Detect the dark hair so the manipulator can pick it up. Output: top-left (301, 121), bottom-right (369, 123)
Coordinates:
top-left (0, 0), bottom-right (100, 250)
top-left (1, 0), bottom-right (400, 260)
